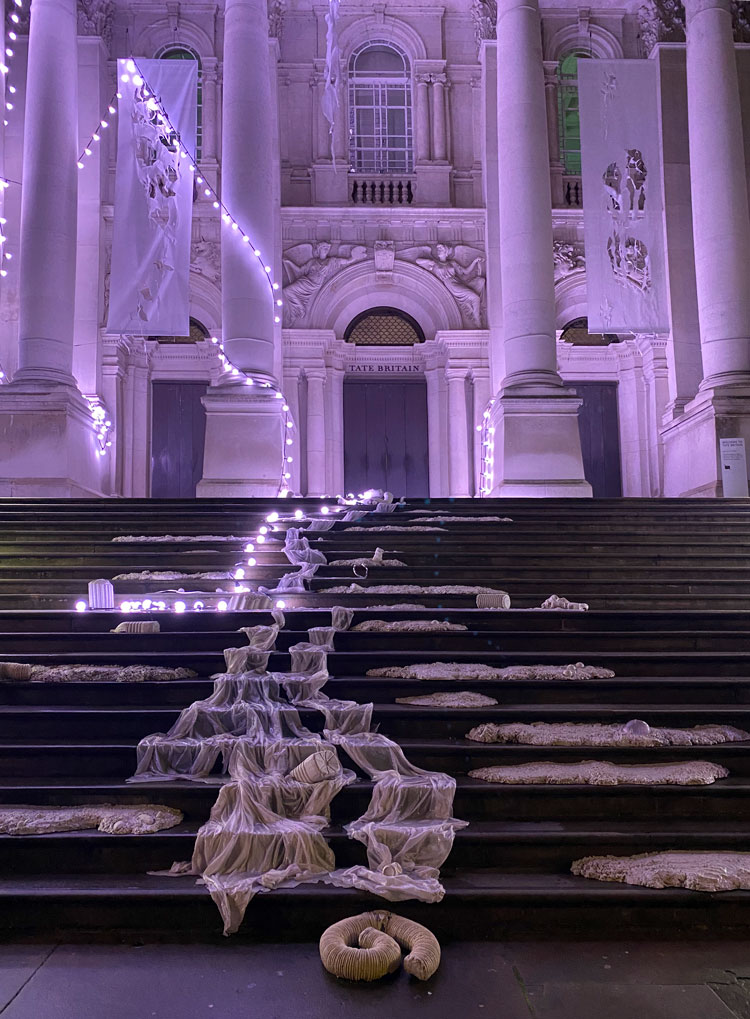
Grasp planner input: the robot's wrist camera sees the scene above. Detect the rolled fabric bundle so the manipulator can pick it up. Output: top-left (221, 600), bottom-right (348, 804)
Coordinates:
top-left (475, 591), bottom-right (511, 609)
top-left (288, 747), bottom-right (340, 783)
top-left (88, 578), bottom-right (115, 609)
top-left (0, 662), bottom-right (33, 680)
top-left (110, 621), bottom-right (160, 634)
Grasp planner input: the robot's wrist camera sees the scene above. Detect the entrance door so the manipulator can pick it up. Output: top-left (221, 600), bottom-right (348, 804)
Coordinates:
top-left (343, 378), bottom-right (429, 497)
top-left (570, 381), bottom-right (622, 498)
top-left (151, 382), bottom-right (208, 497)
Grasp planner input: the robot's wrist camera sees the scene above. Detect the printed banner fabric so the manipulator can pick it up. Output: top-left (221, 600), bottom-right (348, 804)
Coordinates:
top-left (107, 58), bottom-right (197, 336)
top-left (578, 59), bottom-right (668, 333)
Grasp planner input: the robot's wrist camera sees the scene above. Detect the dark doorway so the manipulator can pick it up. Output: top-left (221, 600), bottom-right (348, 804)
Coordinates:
top-left (151, 382), bottom-right (208, 497)
top-left (570, 381), bottom-right (622, 498)
top-left (343, 378), bottom-right (429, 497)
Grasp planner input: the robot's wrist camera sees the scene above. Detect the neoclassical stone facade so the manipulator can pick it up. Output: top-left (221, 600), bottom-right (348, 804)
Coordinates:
top-left (0, 0), bottom-right (749, 497)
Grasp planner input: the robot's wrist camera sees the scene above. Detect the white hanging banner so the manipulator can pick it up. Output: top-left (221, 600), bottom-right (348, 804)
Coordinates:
top-left (578, 59), bottom-right (668, 333)
top-left (107, 58), bottom-right (197, 336)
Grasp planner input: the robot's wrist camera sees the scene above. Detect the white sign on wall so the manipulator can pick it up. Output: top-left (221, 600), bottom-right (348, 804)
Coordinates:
top-left (719, 438), bottom-right (749, 497)
top-left (578, 60), bottom-right (669, 333)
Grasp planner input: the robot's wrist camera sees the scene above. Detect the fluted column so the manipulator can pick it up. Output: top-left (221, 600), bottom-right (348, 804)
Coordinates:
top-left (201, 61), bottom-right (219, 163)
top-left (306, 370), bottom-right (327, 496)
top-left (686, 0), bottom-right (750, 387)
top-left (221, 0), bottom-right (276, 380)
top-left (14, 0), bottom-right (79, 386)
top-left (430, 74), bottom-right (448, 162)
top-left (447, 369), bottom-right (471, 496)
top-left (496, 0), bottom-right (559, 389)
top-left (415, 74), bottom-right (431, 162)
top-left (543, 61), bottom-right (564, 208)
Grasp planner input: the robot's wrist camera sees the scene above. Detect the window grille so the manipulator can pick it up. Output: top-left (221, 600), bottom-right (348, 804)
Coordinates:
top-left (156, 45), bottom-right (203, 161)
top-left (345, 308), bottom-right (424, 346)
top-left (151, 318), bottom-right (209, 345)
top-left (557, 51), bottom-right (589, 176)
top-left (349, 42), bottom-right (413, 174)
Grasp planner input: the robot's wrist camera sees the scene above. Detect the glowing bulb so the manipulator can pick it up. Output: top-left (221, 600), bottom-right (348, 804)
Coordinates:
top-left (254, 249), bottom-right (261, 257)
top-left (217, 600), bottom-right (228, 612)
top-left (294, 509), bottom-right (303, 519)
top-left (274, 316), bottom-right (281, 323)
top-left (276, 600), bottom-right (286, 609)
top-left (259, 526), bottom-right (268, 534)
top-left (75, 600), bottom-right (87, 612)
top-left (108, 105), bottom-right (116, 114)
top-left (273, 283), bottom-right (280, 290)
top-left (286, 438), bottom-right (293, 445)
top-left (282, 404), bottom-right (290, 412)
top-left (174, 601), bottom-right (186, 613)
top-left (120, 601), bottom-right (131, 612)
top-left (132, 75), bottom-right (143, 87)
top-left (120, 73), bottom-right (130, 83)
top-left (246, 557), bottom-right (257, 566)
top-left (213, 201), bottom-right (220, 209)
top-left (320, 505), bottom-right (329, 515)
top-left (234, 568), bottom-right (245, 580)
top-left (266, 511), bottom-right (279, 523)
top-left (193, 601), bottom-right (205, 611)
top-left (264, 265), bottom-right (271, 273)
top-left (244, 543), bottom-right (255, 553)
top-left (142, 599), bottom-right (152, 609)
top-left (257, 534), bottom-right (266, 544)
top-left (126, 59), bottom-right (136, 73)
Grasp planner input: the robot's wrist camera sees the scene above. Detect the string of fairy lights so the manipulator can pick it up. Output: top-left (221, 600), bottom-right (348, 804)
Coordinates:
top-left (477, 398), bottom-right (496, 497)
top-left (0, 46), bottom-right (297, 492)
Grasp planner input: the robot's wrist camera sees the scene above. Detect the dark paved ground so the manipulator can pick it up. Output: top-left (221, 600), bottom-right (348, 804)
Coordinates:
top-left (2, 941), bottom-right (750, 1019)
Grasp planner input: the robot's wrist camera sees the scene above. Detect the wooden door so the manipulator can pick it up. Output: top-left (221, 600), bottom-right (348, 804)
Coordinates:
top-left (570, 381), bottom-right (622, 498)
top-left (151, 382), bottom-right (208, 498)
top-left (343, 379), bottom-right (430, 497)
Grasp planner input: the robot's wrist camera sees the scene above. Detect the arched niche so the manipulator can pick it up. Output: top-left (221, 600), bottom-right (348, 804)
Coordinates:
top-left (555, 270), bottom-right (588, 329)
top-left (546, 24), bottom-right (624, 61)
top-left (337, 15), bottom-right (428, 66)
top-left (304, 259), bottom-right (464, 337)
top-left (133, 20), bottom-right (215, 61)
top-left (188, 272), bottom-right (222, 338)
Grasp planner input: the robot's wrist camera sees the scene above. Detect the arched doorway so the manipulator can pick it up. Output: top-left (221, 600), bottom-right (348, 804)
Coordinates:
top-left (342, 309), bottom-right (430, 497)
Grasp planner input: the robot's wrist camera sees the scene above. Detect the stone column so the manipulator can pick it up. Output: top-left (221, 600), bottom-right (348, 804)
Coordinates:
top-left (415, 74), bottom-right (431, 162)
top-left (686, 0), bottom-right (750, 387)
top-left (489, 0), bottom-right (590, 497)
top-left (220, 0), bottom-right (276, 378)
top-left (198, 0), bottom-right (285, 496)
top-left (446, 368), bottom-right (471, 496)
top-left (0, 0), bottom-right (105, 495)
top-left (15, 0), bottom-right (79, 386)
top-left (425, 365), bottom-right (443, 495)
top-left (543, 61), bottom-right (564, 208)
top-left (430, 75), bottom-right (448, 162)
top-left (306, 370), bottom-right (327, 496)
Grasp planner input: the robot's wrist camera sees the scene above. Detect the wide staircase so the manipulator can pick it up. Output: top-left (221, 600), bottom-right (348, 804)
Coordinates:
top-left (2, 497), bottom-right (750, 939)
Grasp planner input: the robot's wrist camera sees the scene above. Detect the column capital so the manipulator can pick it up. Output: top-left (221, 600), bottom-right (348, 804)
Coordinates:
top-left (543, 60), bottom-right (559, 84)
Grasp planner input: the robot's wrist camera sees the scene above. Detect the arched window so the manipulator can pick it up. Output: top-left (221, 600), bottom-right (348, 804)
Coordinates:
top-left (560, 317), bottom-right (619, 346)
top-left (349, 42), bottom-right (413, 173)
top-left (156, 45), bottom-right (203, 160)
top-left (345, 308), bottom-right (424, 346)
top-left (150, 317), bottom-right (209, 345)
top-left (557, 51), bottom-right (589, 176)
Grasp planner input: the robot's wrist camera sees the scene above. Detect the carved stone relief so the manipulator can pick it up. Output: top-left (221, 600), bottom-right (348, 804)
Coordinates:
top-left (638, 0), bottom-right (750, 54)
top-left (191, 239), bottom-right (221, 285)
top-left (77, 0), bottom-right (114, 47)
top-left (267, 0), bottom-right (286, 39)
top-left (553, 241), bottom-right (586, 281)
top-left (471, 0), bottom-right (497, 49)
top-left (282, 242), bottom-right (367, 325)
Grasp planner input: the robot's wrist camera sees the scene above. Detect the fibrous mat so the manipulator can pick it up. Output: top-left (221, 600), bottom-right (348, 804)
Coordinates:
top-left (571, 851), bottom-right (750, 891)
top-left (469, 760), bottom-right (729, 785)
top-left (0, 663), bottom-right (197, 683)
top-left (0, 804), bottom-right (183, 835)
top-left (368, 662), bottom-right (615, 682)
top-left (466, 720), bottom-right (750, 746)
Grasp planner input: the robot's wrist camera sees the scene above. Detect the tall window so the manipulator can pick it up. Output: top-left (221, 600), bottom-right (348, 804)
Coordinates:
top-left (157, 45), bottom-right (203, 160)
top-left (558, 51), bottom-right (588, 176)
top-left (349, 42), bottom-right (413, 173)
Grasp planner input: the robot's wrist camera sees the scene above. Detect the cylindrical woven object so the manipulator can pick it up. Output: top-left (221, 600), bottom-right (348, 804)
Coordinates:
top-left (88, 579), bottom-right (115, 609)
top-left (475, 591), bottom-right (511, 609)
top-left (0, 662), bottom-right (33, 680)
top-left (110, 621), bottom-right (160, 634)
top-left (319, 911), bottom-right (441, 982)
top-left (288, 748), bottom-right (339, 784)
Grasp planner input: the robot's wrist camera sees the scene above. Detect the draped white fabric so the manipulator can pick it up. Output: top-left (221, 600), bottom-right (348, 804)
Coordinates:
top-left (579, 59), bottom-right (668, 333)
top-left (107, 58), bottom-right (197, 335)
